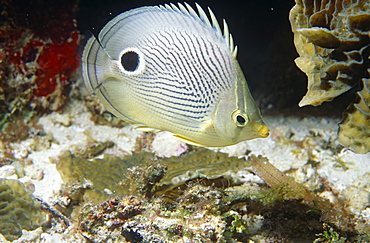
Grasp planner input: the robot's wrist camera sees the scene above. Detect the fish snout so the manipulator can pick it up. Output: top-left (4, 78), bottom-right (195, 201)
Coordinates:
top-left (258, 125), bottom-right (270, 138)
top-left (252, 121), bottom-right (269, 138)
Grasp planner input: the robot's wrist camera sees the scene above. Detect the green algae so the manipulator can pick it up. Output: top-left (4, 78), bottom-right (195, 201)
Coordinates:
top-left (314, 223), bottom-right (347, 243)
top-left (0, 179), bottom-right (45, 241)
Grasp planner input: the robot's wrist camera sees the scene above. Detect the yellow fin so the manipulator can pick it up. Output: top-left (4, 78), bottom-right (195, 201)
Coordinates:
top-left (172, 135), bottom-right (205, 147)
top-left (172, 119), bottom-right (214, 146)
top-left (134, 125), bottom-right (161, 133)
top-left (200, 118), bottom-right (213, 129)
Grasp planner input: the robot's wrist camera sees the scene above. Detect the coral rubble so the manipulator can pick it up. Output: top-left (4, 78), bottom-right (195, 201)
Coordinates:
top-left (289, 0), bottom-right (370, 153)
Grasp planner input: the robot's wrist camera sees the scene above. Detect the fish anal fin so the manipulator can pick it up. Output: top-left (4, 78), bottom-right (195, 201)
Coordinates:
top-left (172, 134), bottom-right (204, 147)
top-left (134, 125), bottom-right (161, 133)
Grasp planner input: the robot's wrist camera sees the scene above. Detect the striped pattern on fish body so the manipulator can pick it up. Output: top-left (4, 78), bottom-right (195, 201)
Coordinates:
top-left (81, 2), bottom-right (269, 147)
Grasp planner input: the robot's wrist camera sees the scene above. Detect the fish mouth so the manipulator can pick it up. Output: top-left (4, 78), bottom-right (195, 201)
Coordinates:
top-left (257, 125), bottom-right (270, 138)
top-left (253, 122), bottom-right (269, 138)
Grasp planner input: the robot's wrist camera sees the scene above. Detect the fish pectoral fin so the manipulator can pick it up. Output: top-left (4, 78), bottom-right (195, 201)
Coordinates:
top-left (200, 118), bottom-right (213, 130)
top-left (133, 125), bottom-right (161, 133)
top-left (172, 118), bottom-right (213, 146)
top-left (172, 134), bottom-right (204, 147)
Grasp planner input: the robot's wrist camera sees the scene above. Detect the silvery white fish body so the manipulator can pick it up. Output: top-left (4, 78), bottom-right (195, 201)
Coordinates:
top-left (81, 2), bottom-right (269, 147)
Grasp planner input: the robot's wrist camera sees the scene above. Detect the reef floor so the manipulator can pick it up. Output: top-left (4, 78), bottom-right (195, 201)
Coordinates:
top-left (0, 96), bottom-right (369, 242)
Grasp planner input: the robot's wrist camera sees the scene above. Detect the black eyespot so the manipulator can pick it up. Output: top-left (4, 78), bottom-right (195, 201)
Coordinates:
top-left (236, 115), bottom-right (246, 125)
top-left (121, 51), bottom-right (139, 71)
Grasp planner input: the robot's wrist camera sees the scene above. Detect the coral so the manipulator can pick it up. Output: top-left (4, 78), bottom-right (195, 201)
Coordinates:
top-left (289, 0), bottom-right (370, 153)
top-left (338, 74), bottom-right (370, 153)
top-left (60, 148), bottom-right (369, 242)
top-left (83, 95), bottom-right (129, 127)
top-left (78, 187), bottom-right (227, 243)
top-left (0, 179), bottom-right (45, 241)
top-left (56, 150), bottom-right (149, 204)
top-left (0, 120), bottom-right (30, 143)
top-left (79, 196), bottom-right (145, 236)
top-left (249, 154), bottom-right (321, 206)
top-left (0, 0), bottom-right (79, 134)
top-left (153, 149), bottom-right (253, 196)
top-left (223, 210), bottom-right (264, 235)
top-left (76, 176), bottom-right (327, 242)
top-left (289, 0), bottom-right (370, 107)
top-left (56, 148), bottom-right (254, 203)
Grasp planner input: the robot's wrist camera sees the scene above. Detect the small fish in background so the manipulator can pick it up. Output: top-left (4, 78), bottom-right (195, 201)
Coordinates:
top-left (81, 2), bottom-right (269, 147)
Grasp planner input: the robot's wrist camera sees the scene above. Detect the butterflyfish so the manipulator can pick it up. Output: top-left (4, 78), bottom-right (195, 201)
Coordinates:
top-left (81, 2), bottom-right (269, 147)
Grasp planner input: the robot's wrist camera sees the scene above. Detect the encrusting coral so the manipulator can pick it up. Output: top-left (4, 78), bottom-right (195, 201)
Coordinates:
top-left (289, 0), bottom-right (370, 153)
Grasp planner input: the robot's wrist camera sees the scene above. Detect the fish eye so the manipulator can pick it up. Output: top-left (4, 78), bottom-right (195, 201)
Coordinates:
top-left (118, 47), bottom-right (145, 75)
top-left (232, 110), bottom-right (249, 127)
top-left (121, 51), bottom-right (139, 71)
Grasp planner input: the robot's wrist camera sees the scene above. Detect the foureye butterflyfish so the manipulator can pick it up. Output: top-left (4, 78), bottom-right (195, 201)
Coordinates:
top-left (81, 2), bottom-right (269, 147)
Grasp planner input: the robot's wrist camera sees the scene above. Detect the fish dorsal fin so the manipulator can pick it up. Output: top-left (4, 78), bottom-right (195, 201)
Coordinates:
top-left (161, 2), bottom-right (238, 59)
top-left (98, 2), bottom-right (238, 59)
